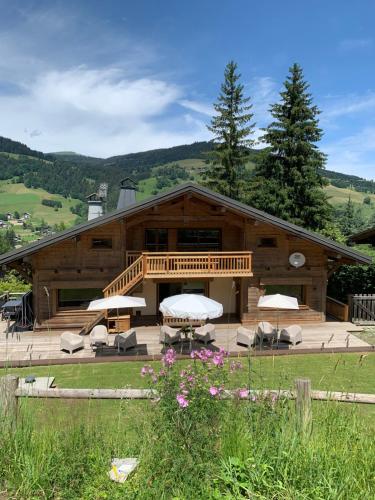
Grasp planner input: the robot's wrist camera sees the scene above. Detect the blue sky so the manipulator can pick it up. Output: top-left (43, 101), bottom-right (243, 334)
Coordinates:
top-left (0, 1), bottom-right (374, 179)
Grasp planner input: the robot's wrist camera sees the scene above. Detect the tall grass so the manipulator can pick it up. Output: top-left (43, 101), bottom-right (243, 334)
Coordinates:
top-left (0, 356), bottom-right (374, 498)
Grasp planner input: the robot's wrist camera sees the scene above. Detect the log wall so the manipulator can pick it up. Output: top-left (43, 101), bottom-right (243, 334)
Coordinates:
top-left (30, 194), bottom-right (329, 323)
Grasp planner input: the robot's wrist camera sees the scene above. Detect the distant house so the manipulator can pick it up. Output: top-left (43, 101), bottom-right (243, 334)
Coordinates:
top-left (6, 213), bottom-right (12, 220)
top-left (0, 183), bottom-right (371, 331)
top-left (349, 227), bottom-right (375, 247)
top-left (23, 212), bottom-right (31, 220)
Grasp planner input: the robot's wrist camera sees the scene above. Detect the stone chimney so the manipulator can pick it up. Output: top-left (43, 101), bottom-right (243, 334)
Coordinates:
top-left (87, 193), bottom-right (103, 220)
top-left (117, 177), bottom-right (137, 210)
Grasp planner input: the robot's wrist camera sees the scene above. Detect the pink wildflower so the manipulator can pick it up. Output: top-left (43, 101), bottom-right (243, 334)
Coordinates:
top-left (176, 394), bottom-right (189, 408)
top-left (209, 386), bottom-right (219, 396)
top-left (238, 388), bottom-right (249, 399)
top-left (230, 361), bottom-right (243, 372)
top-left (141, 365), bottom-right (153, 377)
top-left (212, 353), bottom-right (224, 367)
top-left (162, 348), bottom-right (176, 367)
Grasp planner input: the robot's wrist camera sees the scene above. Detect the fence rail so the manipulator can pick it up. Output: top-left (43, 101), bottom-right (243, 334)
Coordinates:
top-left (1, 376), bottom-right (374, 438)
top-left (13, 386), bottom-right (375, 404)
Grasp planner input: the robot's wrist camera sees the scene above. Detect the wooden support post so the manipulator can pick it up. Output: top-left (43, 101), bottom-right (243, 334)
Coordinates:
top-left (295, 378), bottom-right (312, 438)
top-left (0, 375), bottom-right (19, 423)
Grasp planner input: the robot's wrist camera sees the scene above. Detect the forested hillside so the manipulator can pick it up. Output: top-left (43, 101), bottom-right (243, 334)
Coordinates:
top-left (0, 134), bottom-right (374, 209)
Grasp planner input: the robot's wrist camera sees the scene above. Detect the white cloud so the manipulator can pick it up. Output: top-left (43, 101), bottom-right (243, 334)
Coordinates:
top-left (179, 99), bottom-right (213, 116)
top-left (323, 92), bottom-right (375, 119)
top-left (0, 66), bottom-right (211, 157)
top-left (323, 127), bottom-right (375, 179)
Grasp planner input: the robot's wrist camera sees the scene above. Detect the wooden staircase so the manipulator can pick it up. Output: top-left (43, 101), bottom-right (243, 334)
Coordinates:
top-left (34, 310), bottom-right (105, 335)
top-left (103, 251), bottom-right (253, 298)
top-left (103, 255), bottom-right (144, 297)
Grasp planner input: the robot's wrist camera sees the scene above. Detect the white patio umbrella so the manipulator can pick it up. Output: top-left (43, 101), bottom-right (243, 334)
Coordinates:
top-left (159, 294), bottom-right (223, 321)
top-left (88, 295), bottom-right (146, 333)
top-left (88, 296), bottom-right (146, 311)
top-left (257, 294), bottom-right (298, 311)
top-left (257, 293), bottom-right (299, 342)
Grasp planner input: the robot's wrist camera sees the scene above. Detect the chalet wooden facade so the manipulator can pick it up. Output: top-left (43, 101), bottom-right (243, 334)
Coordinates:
top-left (0, 183), bottom-right (371, 332)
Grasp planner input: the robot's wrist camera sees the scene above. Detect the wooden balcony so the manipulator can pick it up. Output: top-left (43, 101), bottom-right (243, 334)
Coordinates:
top-left (104, 251), bottom-right (252, 297)
top-left (143, 251), bottom-right (252, 278)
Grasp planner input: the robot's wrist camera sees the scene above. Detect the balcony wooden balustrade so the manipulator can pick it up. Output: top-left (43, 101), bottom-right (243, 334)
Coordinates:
top-left (104, 251), bottom-right (252, 297)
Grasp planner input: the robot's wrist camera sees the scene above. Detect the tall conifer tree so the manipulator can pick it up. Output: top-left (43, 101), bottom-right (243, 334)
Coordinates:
top-left (248, 63), bottom-right (331, 230)
top-left (204, 61), bottom-right (255, 199)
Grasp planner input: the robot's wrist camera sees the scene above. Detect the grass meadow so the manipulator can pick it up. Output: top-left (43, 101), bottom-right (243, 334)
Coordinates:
top-left (0, 181), bottom-right (79, 226)
top-left (0, 353), bottom-right (374, 498)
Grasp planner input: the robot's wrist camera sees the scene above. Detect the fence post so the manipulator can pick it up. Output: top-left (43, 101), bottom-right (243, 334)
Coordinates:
top-left (295, 378), bottom-right (312, 438)
top-left (0, 375), bottom-right (19, 424)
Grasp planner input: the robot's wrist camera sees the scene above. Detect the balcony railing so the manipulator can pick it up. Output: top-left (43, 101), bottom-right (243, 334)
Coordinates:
top-left (105, 251), bottom-right (253, 297)
top-left (143, 251), bottom-right (252, 278)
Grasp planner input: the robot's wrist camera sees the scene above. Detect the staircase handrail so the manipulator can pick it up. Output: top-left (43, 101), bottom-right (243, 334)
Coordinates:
top-left (103, 254), bottom-right (144, 297)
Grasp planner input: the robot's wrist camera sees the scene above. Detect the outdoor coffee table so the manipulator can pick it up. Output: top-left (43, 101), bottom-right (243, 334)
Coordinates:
top-left (93, 340), bottom-right (106, 354)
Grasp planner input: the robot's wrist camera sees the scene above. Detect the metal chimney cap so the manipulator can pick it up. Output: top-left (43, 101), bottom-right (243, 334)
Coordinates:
top-left (119, 177), bottom-right (137, 190)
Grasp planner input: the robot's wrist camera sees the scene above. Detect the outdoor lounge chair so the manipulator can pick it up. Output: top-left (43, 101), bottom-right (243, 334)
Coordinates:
top-left (89, 325), bottom-right (109, 347)
top-left (60, 331), bottom-right (84, 354)
top-left (159, 325), bottom-right (181, 345)
top-left (194, 323), bottom-right (216, 345)
top-left (236, 326), bottom-right (256, 347)
top-left (257, 321), bottom-right (277, 343)
top-left (114, 329), bottom-right (137, 352)
top-left (279, 325), bottom-right (302, 346)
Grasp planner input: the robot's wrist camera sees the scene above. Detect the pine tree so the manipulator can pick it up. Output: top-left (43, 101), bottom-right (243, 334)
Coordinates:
top-left (204, 61), bottom-right (255, 199)
top-left (248, 63), bottom-right (331, 231)
top-left (339, 198), bottom-right (357, 237)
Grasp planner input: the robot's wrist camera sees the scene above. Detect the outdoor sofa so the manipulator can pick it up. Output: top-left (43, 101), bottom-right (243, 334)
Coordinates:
top-left (194, 323), bottom-right (216, 344)
top-left (279, 325), bottom-right (303, 345)
top-left (236, 326), bottom-right (256, 347)
top-left (60, 331), bottom-right (84, 354)
top-left (159, 325), bottom-right (181, 345)
top-left (114, 329), bottom-right (137, 353)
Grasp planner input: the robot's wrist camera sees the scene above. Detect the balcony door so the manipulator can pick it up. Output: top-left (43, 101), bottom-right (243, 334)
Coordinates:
top-left (144, 229), bottom-right (168, 252)
top-left (177, 229), bottom-right (221, 252)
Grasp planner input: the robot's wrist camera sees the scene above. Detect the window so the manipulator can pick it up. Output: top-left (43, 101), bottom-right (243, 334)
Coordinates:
top-left (177, 229), bottom-right (221, 251)
top-left (257, 237), bottom-right (277, 248)
top-left (145, 229), bottom-right (168, 251)
top-left (91, 238), bottom-right (112, 249)
top-left (58, 288), bottom-right (103, 308)
top-left (264, 284), bottom-right (305, 304)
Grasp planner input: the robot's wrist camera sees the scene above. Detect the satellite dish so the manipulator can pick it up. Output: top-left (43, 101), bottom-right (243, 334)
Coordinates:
top-left (289, 252), bottom-right (306, 268)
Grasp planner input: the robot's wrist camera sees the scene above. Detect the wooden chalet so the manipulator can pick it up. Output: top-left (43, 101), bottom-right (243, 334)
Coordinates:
top-left (0, 183), bottom-right (371, 334)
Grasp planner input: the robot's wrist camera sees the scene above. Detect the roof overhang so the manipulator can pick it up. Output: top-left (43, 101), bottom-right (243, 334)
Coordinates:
top-left (0, 182), bottom-right (372, 266)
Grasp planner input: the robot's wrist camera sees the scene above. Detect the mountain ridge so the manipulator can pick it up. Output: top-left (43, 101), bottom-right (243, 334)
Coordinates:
top-left (0, 135), bottom-right (374, 206)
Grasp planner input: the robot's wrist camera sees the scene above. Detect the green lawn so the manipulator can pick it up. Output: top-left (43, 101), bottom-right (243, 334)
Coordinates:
top-left (324, 184), bottom-right (375, 205)
top-left (0, 181), bottom-right (80, 226)
top-left (2, 352), bottom-right (374, 392)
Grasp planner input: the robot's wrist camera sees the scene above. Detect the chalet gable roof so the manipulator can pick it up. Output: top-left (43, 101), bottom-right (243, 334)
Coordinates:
top-left (349, 226), bottom-right (375, 244)
top-left (0, 182), bottom-right (371, 265)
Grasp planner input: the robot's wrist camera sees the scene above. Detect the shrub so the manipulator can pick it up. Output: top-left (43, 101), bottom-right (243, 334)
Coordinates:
top-left (41, 199), bottom-right (62, 209)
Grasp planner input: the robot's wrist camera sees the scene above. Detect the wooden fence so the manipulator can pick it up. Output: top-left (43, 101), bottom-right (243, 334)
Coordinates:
top-left (349, 294), bottom-right (375, 324)
top-left (1, 375), bottom-right (374, 439)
